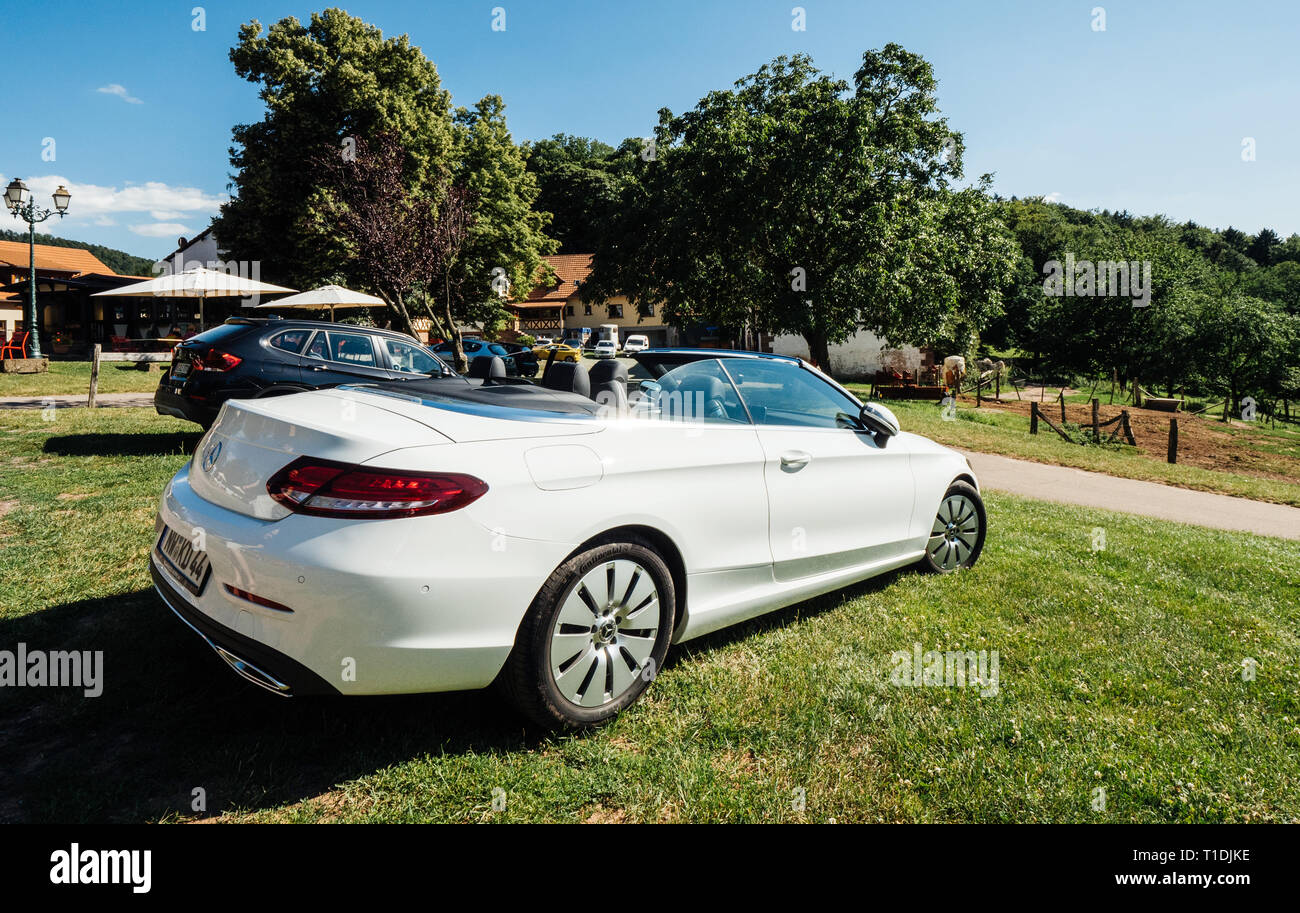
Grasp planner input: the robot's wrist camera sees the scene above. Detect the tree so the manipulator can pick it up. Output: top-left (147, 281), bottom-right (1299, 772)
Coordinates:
top-left (447, 96), bottom-right (557, 349)
top-left (310, 131), bottom-right (471, 341)
top-left (216, 9), bottom-right (456, 287)
top-left (585, 47), bottom-right (1016, 371)
top-left (1247, 228), bottom-right (1281, 267)
top-left (524, 135), bottom-right (626, 253)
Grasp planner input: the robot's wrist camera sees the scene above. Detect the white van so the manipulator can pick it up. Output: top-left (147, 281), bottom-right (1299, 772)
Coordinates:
top-left (622, 334), bottom-right (650, 354)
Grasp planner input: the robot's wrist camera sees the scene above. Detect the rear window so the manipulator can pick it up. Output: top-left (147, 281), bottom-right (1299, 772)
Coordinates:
top-left (188, 323), bottom-right (254, 346)
top-left (268, 329), bottom-right (311, 353)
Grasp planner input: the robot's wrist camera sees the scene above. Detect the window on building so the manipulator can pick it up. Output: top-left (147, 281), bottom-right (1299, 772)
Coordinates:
top-left (609, 304), bottom-right (624, 318)
top-left (565, 305), bottom-right (574, 316)
top-left (646, 303), bottom-right (655, 316)
top-left (584, 304), bottom-right (593, 316)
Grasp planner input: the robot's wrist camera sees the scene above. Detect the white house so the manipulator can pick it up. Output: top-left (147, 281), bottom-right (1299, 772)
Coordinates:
top-left (771, 329), bottom-right (927, 380)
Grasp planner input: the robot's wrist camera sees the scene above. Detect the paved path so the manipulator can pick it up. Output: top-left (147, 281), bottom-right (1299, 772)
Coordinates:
top-left (961, 450), bottom-right (1300, 541)
top-left (0, 393), bottom-right (154, 409)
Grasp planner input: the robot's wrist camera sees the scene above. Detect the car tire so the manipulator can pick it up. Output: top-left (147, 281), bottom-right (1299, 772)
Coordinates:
top-left (498, 539), bottom-right (675, 729)
top-left (918, 480), bottom-right (986, 573)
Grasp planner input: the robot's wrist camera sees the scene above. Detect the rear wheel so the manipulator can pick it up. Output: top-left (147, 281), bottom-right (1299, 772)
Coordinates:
top-left (919, 481), bottom-right (986, 573)
top-left (499, 540), bottom-right (674, 728)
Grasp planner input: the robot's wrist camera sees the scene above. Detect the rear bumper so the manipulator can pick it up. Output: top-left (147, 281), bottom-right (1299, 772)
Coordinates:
top-left (154, 385), bottom-right (219, 427)
top-left (153, 463), bottom-right (568, 696)
top-left (152, 561), bottom-right (338, 696)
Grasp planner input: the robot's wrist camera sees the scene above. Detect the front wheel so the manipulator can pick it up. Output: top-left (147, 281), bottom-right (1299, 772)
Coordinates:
top-left (498, 540), bottom-right (675, 728)
top-left (919, 481), bottom-right (986, 573)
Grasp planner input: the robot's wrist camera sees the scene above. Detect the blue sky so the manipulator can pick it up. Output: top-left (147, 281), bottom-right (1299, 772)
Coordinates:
top-left (3, 0), bottom-right (1297, 259)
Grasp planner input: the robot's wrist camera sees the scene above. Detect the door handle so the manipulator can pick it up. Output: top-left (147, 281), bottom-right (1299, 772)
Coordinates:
top-left (779, 450), bottom-right (811, 471)
top-left (308, 364), bottom-right (326, 371)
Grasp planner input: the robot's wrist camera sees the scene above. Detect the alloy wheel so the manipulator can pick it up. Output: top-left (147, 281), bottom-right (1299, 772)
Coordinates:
top-left (549, 559), bottom-right (661, 707)
top-left (927, 493), bottom-right (980, 571)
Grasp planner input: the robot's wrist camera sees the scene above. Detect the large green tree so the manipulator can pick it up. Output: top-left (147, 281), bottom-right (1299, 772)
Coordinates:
top-left (583, 47), bottom-right (1017, 370)
top-left (524, 134), bottom-right (628, 253)
top-left (216, 8), bottom-right (456, 288)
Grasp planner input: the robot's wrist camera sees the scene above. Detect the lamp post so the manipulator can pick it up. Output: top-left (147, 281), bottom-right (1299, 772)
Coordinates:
top-left (5, 179), bottom-right (71, 359)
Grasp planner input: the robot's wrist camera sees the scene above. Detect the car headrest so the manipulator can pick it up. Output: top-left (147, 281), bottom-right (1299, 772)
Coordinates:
top-left (468, 355), bottom-right (507, 383)
top-left (673, 374), bottom-right (729, 420)
top-left (589, 359), bottom-right (628, 413)
top-left (588, 359), bottom-right (628, 388)
top-left (542, 361), bottom-right (590, 397)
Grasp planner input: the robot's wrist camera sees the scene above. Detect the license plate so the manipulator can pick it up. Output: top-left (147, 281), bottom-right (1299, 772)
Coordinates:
top-left (154, 524), bottom-right (211, 596)
top-left (172, 361), bottom-right (190, 379)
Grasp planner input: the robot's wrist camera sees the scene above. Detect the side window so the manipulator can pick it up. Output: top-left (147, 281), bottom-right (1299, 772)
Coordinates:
top-left (464, 340), bottom-right (482, 354)
top-left (268, 329), bottom-right (310, 353)
top-left (726, 360), bottom-right (863, 429)
top-left (304, 332), bottom-right (328, 361)
top-left (642, 359), bottom-right (749, 424)
top-left (383, 338), bottom-right (440, 375)
top-left (327, 332), bottom-right (377, 366)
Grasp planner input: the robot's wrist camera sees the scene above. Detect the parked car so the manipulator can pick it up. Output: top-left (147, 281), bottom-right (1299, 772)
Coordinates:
top-left (154, 318), bottom-right (457, 429)
top-left (621, 334), bottom-right (650, 354)
top-left (151, 348), bottom-right (984, 728)
top-left (497, 341), bottom-right (540, 377)
top-left (562, 337), bottom-right (585, 351)
top-left (432, 339), bottom-right (518, 376)
top-left (533, 342), bottom-right (582, 363)
top-left (593, 339), bottom-right (618, 359)
top-left (533, 336), bottom-right (554, 347)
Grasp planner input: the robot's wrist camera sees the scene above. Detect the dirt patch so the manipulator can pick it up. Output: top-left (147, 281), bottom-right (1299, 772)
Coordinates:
top-left (0, 500), bottom-right (18, 519)
top-left (584, 806), bottom-right (628, 824)
top-left (968, 395), bottom-right (1300, 482)
top-left (56, 492), bottom-right (92, 502)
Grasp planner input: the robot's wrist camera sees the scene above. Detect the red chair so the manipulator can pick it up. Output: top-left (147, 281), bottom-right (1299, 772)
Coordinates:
top-left (1, 331), bottom-right (29, 359)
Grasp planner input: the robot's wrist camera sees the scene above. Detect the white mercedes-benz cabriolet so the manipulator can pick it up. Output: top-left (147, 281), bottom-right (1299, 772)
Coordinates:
top-left (150, 348), bottom-right (985, 727)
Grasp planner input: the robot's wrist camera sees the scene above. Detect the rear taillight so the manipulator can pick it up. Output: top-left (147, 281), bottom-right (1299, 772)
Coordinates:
top-left (267, 457), bottom-right (488, 519)
top-left (195, 348), bottom-right (242, 372)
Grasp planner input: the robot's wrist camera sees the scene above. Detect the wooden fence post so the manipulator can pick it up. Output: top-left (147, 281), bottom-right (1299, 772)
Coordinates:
top-left (88, 344), bottom-right (101, 409)
top-left (1059, 389), bottom-right (1067, 425)
top-left (1092, 398), bottom-right (1100, 441)
top-left (995, 373), bottom-right (1000, 402)
top-left (976, 374), bottom-right (982, 408)
top-left (1030, 402), bottom-right (1039, 435)
top-left (1121, 410), bottom-right (1136, 446)
top-left (1167, 418), bottom-right (1178, 464)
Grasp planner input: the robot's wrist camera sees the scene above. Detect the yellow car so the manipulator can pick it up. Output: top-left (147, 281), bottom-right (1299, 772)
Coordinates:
top-left (532, 342), bottom-right (582, 363)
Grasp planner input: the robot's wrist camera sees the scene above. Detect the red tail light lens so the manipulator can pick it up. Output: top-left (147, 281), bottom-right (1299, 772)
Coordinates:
top-left (195, 348), bottom-right (243, 372)
top-left (267, 457), bottom-right (488, 519)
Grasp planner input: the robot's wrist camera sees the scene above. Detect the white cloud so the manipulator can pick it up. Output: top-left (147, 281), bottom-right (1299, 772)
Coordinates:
top-left (1043, 191), bottom-right (1063, 203)
top-left (97, 84), bottom-right (143, 104)
top-left (130, 222), bottom-right (191, 238)
top-left (0, 173), bottom-right (225, 241)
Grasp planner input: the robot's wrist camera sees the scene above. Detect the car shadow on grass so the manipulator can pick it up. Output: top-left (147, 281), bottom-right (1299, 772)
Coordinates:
top-left (43, 432), bottom-right (204, 458)
top-left (0, 588), bottom-right (537, 823)
top-left (0, 567), bottom-right (917, 823)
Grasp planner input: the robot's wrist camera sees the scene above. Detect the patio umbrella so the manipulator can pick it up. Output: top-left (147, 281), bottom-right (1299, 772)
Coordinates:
top-left (251, 283), bottom-right (386, 321)
top-left (91, 266), bottom-right (296, 330)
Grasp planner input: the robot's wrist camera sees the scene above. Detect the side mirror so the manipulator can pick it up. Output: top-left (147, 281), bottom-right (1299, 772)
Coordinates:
top-left (859, 401), bottom-right (900, 438)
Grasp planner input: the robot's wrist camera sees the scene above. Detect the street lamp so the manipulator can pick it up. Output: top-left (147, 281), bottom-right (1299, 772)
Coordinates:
top-left (5, 179), bottom-right (72, 359)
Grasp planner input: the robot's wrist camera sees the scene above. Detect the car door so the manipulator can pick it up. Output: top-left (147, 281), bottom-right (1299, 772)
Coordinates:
top-left (299, 329), bottom-right (392, 386)
top-left (722, 359), bottom-right (916, 581)
top-left (259, 327), bottom-right (310, 387)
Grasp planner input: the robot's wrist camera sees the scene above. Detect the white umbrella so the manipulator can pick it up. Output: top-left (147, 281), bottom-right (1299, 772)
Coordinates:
top-left (92, 266), bottom-right (297, 329)
top-left (251, 283), bottom-right (385, 322)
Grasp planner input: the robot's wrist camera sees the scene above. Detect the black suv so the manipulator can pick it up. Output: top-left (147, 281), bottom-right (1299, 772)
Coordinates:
top-left (155, 318), bottom-right (459, 428)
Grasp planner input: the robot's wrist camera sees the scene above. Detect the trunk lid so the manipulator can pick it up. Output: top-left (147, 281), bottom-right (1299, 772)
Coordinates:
top-left (188, 391), bottom-right (453, 520)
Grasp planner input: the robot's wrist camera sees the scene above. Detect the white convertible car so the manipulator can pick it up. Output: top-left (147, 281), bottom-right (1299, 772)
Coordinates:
top-left (151, 349), bottom-right (985, 727)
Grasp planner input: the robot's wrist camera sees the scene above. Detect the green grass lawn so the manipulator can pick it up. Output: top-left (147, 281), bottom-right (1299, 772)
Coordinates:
top-left (1, 408), bottom-right (1297, 822)
top-left (0, 361), bottom-right (164, 397)
top-left (848, 391), bottom-right (1300, 508)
